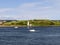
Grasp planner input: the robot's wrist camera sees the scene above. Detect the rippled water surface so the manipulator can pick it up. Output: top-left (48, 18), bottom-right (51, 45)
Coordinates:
top-left (0, 26), bottom-right (60, 45)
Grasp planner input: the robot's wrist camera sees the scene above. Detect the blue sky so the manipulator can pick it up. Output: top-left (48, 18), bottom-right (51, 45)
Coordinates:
top-left (0, 0), bottom-right (60, 20)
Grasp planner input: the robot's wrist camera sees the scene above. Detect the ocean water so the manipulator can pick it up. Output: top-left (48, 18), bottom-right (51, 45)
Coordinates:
top-left (0, 26), bottom-right (60, 45)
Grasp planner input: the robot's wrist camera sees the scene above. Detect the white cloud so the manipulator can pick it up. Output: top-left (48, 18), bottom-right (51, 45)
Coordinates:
top-left (0, 8), bottom-right (13, 13)
top-left (0, 0), bottom-right (60, 20)
top-left (15, 2), bottom-right (55, 20)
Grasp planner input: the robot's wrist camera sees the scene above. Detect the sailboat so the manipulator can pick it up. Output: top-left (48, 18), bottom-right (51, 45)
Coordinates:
top-left (27, 21), bottom-right (35, 32)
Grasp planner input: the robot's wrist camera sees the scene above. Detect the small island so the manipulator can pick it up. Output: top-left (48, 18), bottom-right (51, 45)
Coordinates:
top-left (0, 19), bottom-right (60, 27)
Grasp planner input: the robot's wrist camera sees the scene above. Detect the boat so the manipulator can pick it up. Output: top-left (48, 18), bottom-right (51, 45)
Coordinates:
top-left (27, 21), bottom-right (36, 32)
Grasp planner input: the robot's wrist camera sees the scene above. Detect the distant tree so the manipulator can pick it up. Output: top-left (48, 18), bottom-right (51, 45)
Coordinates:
top-left (50, 22), bottom-right (55, 25)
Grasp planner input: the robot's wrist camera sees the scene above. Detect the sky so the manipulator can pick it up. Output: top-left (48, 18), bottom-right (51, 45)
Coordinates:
top-left (0, 0), bottom-right (60, 20)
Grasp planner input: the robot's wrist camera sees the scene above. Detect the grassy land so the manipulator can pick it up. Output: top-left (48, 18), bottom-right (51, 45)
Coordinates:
top-left (0, 19), bottom-right (60, 27)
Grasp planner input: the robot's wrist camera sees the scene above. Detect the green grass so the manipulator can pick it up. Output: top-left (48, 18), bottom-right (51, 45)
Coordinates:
top-left (0, 19), bottom-right (60, 27)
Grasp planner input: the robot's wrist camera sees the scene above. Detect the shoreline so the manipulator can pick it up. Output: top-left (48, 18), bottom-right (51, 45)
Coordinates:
top-left (0, 25), bottom-right (60, 27)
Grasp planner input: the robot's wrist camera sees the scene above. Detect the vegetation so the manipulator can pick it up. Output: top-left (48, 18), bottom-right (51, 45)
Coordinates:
top-left (0, 19), bottom-right (60, 27)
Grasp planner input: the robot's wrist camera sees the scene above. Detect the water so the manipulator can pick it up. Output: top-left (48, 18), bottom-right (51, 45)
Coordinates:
top-left (0, 26), bottom-right (60, 45)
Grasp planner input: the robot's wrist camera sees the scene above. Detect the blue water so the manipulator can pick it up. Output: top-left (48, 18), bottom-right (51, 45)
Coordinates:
top-left (0, 26), bottom-right (60, 45)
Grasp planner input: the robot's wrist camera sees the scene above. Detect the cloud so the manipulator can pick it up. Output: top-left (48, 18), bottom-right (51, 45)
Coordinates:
top-left (0, 8), bottom-right (14, 13)
top-left (16, 2), bottom-right (54, 20)
top-left (16, 0), bottom-right (60, 20)
top-left (0, 0), bottom-right (60, 20)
